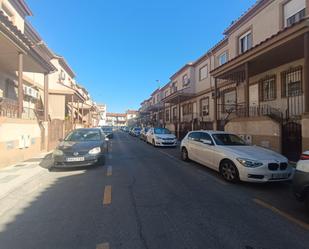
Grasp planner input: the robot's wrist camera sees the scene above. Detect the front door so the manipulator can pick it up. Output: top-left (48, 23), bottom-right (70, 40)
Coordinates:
top-left (282, 121), bottom-right (302, 162)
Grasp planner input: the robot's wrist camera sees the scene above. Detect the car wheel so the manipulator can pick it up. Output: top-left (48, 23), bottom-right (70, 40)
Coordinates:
top-left (219, 160), bottom-right (239, 183)
top-left (305, 191), bottom-right (309, 214)
top-left (181, 147), bottom-right (189, 162)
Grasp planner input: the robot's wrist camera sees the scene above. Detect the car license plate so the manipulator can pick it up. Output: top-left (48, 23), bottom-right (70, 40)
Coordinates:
top-left (66, 157), bottom-right (85, 162)
top-left (271, 173), bottom-right (289, 179)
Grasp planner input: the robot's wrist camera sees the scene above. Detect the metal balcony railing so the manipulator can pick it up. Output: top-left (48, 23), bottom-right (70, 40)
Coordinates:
top-left (0, 97), bottom-right (18, 118)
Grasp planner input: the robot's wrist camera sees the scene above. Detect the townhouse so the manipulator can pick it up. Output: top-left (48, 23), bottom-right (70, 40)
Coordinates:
top-left (139, 0), bottom-right (309, 162)
top-left (0, 0), bottom-right (98, 167)
top-left (106, 113), bottom-right (127, 127)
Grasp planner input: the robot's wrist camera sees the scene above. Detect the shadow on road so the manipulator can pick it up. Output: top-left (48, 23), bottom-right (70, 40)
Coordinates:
top-left (0, 165), bottom-right (107, 249)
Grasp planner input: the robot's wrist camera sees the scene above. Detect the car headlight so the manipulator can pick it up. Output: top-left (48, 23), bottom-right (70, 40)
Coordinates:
top-left (53, 149), bottom-right (63, 156)
top-left (237, 158), bottom-right (263, 168)
top-left (89, 147), bottom-right (101, 155)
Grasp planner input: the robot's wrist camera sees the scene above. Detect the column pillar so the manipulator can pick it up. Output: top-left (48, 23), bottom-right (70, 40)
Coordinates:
top-left (18, 52), bottom-right (23, 118)
top-left (304, 32), bottom-right (309, 113)
top-left (214, 78), bottom-right (218, 131)
top-left (177, 96), bottom-right (181, 138)
top-left (245, 62), bottom-right (250, 117)
top-left (81, 102), bottom-right (84, 126)
top-left (77, 99), bottom-right (80, 124)
top-left (44, 73), bottom-right (49, 121)
top-left (71, 95), bottom-right (74, 126)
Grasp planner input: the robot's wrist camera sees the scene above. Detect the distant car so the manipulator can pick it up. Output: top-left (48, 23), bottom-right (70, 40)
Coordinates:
top-left (52, 128), bottom-right (108, 168)
top-left (131, 127), bottom-right (142, 137)
top-left (101, 126), bottom-right (113, 139)
top-left (146, 127), bottom-right (177, 147)
top-left (180, 130), bottom-right (293, 183)
top-left (140, 127), bottom-right (150, 141)
top-left (293, 151), bottom-right (309, 213)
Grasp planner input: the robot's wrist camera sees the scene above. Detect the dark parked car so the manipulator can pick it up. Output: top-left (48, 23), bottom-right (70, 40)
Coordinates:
top-left (52, 128), bottom-right (108, 168)
top-left (101, 126), bottom-right (114, 139)
top-left (293, 151), bottom-right (309, 213)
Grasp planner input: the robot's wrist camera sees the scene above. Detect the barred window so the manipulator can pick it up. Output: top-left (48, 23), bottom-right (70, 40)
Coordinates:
top-left (172, 107), bottom-right (177, 121)
top-left (259, 75), bottom-right (276, 101)
top-left (183, 103), bottom-right (193, 115)
top-left (281, 66), bottom-right (302, 97)
top-left (223, 90), bottom-right (236, 113)
top-left (165, 109), bottom-right (170, 122)
top-left (200, 97), bottom-right (209, 116)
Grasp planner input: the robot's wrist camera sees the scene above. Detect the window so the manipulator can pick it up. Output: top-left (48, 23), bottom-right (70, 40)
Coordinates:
top-left (284, 0), bottom-right (306, 27)
top-left (165, 109), bottom-right (170, 122)
top-left (223, 90), bottom-right (236, 113)
top-left (281, 66), bottom-right (303, 97)
top-left (171, 82), bottom-right (177, 93)
top-left (239, 31), bottom-right (252, 54)
top-left (165, 90), bottom-right (169, 97)
top-left (199, 65), bottom-right (208, 81)
top-left (172, 107), bottom-right (177, 121)
top-left (259, 75), bottom-right (276, 101)
top-left (199, 132), bottom-right (213, 144)
top-left (212, 133), bottom-right (247, 146)
top-left (188, 132), bottom-right (200, 141)
top-left (218, 52), bottom-right (227, 66)
top-left (156, 94), bottom-right (160, 103)
top-left (200, 97), bottom-right (209, 116)
top-left (183, 74), bottom-right (190, 86)
top-left (183, 103), bottom-right (193, 115)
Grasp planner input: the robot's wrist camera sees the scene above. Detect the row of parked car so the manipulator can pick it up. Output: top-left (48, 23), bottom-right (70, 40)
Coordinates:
top-left (125, 126), bottom-right (309, 213)
top-left (128, 127), bottom-right (177, 147)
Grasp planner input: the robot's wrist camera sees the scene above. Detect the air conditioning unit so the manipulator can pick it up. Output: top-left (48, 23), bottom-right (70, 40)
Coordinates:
top-left (31, 89), bottom-right (39, 99)
top-left (23, 86), bottom-right (31, 96)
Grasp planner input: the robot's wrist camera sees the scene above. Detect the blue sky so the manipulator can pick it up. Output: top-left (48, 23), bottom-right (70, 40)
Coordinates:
top-left (27, 0), bottom-right (256, 113)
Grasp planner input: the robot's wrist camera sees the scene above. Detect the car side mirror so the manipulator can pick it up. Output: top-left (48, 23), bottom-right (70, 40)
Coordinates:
top-left (58, 138), bottom-right (63, 142)
top-left (200, 139), bottom-right (213, 145)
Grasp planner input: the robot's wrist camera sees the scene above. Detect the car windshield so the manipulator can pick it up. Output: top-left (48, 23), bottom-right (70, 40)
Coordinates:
top-left (212, 133), bottom-right (247, 146)
top-left (154, 128), bottom-right (171, 134)
top-left (134, 128), bottom-right (141, 131)
top-left (65, 130), bottom-right (101, 141)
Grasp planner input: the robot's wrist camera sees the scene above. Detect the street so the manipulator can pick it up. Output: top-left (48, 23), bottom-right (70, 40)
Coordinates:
top-left (0, 131), bottom-right (309, 249)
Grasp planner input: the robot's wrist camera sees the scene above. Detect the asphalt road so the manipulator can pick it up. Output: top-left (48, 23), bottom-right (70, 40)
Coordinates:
top-left (0, 131), bottom-right (309, 249)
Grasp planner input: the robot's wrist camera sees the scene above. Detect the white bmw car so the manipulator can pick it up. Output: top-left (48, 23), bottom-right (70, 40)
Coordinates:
top-left (146, 127), bottom-right (177, 147)
top-left (180, 130), bottom-right (293, 183)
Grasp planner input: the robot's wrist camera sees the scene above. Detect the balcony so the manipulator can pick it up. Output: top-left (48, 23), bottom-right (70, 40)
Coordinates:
top-left (222, 105), bottom-right (284, 123)
top-left (0, 97), bottom-right (18, 118)
top-left (163, 87), bottom-right (195, 104)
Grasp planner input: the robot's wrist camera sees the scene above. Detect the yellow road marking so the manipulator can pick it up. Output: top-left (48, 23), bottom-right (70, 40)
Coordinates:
top-left (103, 185), bottom-right (112, 206)
top-left (253, 198), bottom-right (309, 231)
top-left (96, 242), bottom-right (109, 249)
top-left (107, 166), bottom-right (112, 176)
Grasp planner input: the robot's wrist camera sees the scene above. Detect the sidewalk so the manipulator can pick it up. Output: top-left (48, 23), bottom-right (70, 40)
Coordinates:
top-left (0, 152), bottom-right (53, 201)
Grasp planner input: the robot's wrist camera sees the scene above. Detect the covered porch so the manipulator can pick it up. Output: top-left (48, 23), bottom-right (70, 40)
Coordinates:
top-left (211, 18), bottom-right (309, 160)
